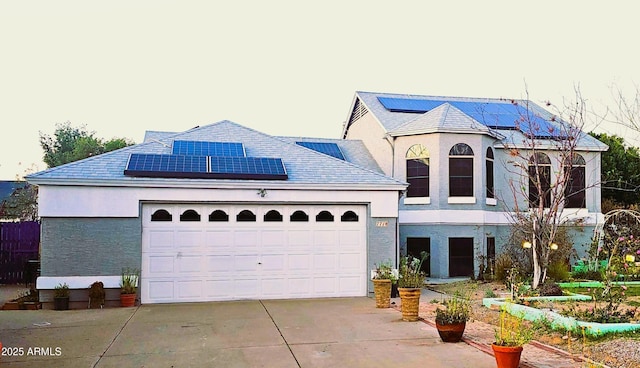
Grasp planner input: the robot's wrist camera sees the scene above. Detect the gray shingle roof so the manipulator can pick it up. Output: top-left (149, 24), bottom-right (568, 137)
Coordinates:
top-left (351, 91), bottom-right (608, 151)
top-left (27, 121), bottom-right (405, 189)
top-left (389, 103), bottom-right (497, 137)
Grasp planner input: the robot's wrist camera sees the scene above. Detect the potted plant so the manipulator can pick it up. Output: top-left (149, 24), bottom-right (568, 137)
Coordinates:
top-left (371, 260), bottom-right (398, 308)
top-left (397, 252), bottom-right (427, 321)
top-left (492, 303), bottom-right (534, 368)
top-left (435, 287), bottom-right (473, 342)
top-left (120, 268), bottom-right (139, 307)
top-left (53, 283), bottom-right (70, 310)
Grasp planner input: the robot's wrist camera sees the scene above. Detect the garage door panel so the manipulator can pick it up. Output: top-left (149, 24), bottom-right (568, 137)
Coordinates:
top-left (177, 256), bottom-right (203, 273)
top-left (142, 204), bottom-right (367, 303)
top-left (205, 231), bottom-right (233, 246)
top-left (207, 255), bottom-right (233, 273)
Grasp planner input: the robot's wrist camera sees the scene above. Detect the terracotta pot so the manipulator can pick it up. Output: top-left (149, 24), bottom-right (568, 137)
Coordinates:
top-left (398, 287), bottom-right (421, 321)
top-left (372, 279), bottom-right (392, 308)
top-left (436, 321), bottom-right (466, 342)
top-left (492, 344), bottom-right (523, 368)
top-left (120, 293), bottom-right (136, 307)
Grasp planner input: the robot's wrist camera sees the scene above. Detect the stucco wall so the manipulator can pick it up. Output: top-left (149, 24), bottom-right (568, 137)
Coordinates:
top-left (367, 217), bottom-right (397, 292)
top-left (40, 217), bottom-right (142, 277)
top-left (345, 113), bottom-right (394, 176)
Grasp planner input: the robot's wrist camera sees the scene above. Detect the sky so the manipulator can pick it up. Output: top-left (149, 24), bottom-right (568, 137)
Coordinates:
top-left (1, 1), bottom-right (639, 180)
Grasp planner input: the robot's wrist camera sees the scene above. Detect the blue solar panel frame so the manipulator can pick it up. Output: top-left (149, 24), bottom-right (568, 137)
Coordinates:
top-left (295, 141), bottom-right (345, 160)
top-left (172, 140), bottom-right (245, 157)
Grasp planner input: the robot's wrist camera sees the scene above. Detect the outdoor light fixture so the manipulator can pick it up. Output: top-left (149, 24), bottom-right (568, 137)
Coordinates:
top-left (626, 254), bottom-right (636, 263)
top-left (550, 243), bottom-right (559, 250)
top-left (522, 241), bottom-right (532, 249)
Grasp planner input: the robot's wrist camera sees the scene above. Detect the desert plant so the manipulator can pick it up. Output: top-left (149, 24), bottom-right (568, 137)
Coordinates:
top-left (539, 280), bottom-right (563, 296)
top-left (371, 260), bottom-right (398, 284)
top-left (435, 287), bottom-right (474, 325)
top-left (546, 260), bottom-right (571, 282)
top-left (54, 283), bottom-right (70, 298)
top-left (494, 303), bottom-right (534, 347)
top-left (493, 253), bottom-right (513, 281)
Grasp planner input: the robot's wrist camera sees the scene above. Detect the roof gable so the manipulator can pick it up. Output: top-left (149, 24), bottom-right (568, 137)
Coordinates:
top-left (389, 103), bottom-right (496, 137)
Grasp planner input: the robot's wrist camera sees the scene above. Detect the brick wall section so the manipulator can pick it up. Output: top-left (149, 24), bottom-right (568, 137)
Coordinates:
top-left (40, 217), bottom-right (141, 276)
top-left (367, 217), bottom-right (397, 293)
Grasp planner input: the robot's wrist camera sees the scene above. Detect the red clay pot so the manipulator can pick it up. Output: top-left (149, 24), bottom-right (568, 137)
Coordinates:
top-left (120, 293), bottom-right (136, 307)
top-left (492, 344), bottom-right (523, 368)
top-left (436, 321), bottom-right (466, 342)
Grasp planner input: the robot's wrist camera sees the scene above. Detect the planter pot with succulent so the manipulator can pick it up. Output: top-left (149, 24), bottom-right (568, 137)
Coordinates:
top-left (435, 286), bottom-right (473, 342)
top-left (397, 253), bottom-right (427, 321)
top-left (120, 268), bottom-right (139, 307)
top-left (371, 260), bottom-right (398, 308)
top-left (53, 283), bottom-right (70, 310)
top-left (492, 303), bottom-right (534, 368)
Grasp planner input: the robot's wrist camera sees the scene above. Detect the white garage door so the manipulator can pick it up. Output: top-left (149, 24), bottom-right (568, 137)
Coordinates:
top-left (141, 204), bottom-right (367, 303)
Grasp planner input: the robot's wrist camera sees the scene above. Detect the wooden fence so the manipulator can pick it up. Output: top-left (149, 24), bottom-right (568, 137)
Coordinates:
top-left (0, 221), bottom-right (40, 285)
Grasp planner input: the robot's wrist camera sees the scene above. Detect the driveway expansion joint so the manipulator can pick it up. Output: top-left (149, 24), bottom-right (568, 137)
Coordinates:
top-left (259, 299), bottom-right (302, 368)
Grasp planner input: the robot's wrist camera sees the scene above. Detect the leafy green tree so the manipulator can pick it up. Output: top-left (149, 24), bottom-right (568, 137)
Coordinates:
top-left (589, 132), bottom-right (640, 206)
top-left (39, 122), bottom-right (134, 168)
top-left (0, 182), bottom-right (38, 221)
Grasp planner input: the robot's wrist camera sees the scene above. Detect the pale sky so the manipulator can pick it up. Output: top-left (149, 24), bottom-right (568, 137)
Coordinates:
top-left (1, 1), bottom-right (639, 180)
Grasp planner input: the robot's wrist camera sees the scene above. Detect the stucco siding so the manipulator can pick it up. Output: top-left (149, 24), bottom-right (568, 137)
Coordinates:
top-left (40, 217), bottom-right (142, 277)
top-left (346, 113), bottom-right (394, 176)
top-left (367, 217), bottom-right (397, 292)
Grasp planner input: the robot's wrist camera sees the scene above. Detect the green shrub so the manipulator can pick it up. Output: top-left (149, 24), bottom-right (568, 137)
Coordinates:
top-left (547, 261), bottom-right (570, 282)
top-left (494, 253), bottom-right (513, 281)
top-left (540, 280), bottom-right (563, 296)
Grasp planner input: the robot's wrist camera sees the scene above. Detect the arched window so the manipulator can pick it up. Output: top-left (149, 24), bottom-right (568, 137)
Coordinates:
top-left (151, 209), bottom-right (172, 222)
top-left (449, 143), bottom-right (474, 197)
top-left (406, 144), bottom-right (429, 197)
top-left (528, 153), bottom-right (551, 208)
top-left (486, 147), bottom-right (494, 199)
top-left (290, 210), bottom-right (309, 222)
top-left (209, 210), bottom-right (229, 222)
top-left (564, 153), bottom-right (586, 208)
top-left (264, 210), bottom-right (283, 222)
top-left (340, 210), bottom-right (359, 222)
top-left (180, 209), bottom-right (201, 222)
top-left (237, 210), bottom-right (256, 222)
top-left (316, 210), bottom-right (334, 222)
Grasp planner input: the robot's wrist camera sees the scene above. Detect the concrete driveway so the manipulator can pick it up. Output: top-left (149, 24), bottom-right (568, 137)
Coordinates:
top-left (0, 297), bottom-right (497, 367)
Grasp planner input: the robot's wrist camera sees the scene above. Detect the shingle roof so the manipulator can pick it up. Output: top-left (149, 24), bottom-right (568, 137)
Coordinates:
top-left (27, 121), bottom-right (405, 189)
top-left (351, 91), bottom-right (608, 151)
top-left (389, 103), bottom-right (498, 137)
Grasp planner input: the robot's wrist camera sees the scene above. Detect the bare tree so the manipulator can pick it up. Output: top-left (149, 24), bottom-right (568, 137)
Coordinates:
top-left (499, 89), bottom-right (592, 289)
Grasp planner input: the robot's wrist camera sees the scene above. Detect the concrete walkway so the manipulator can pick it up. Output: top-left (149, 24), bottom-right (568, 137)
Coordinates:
top-left (0, 297), bottom-right (498, 368)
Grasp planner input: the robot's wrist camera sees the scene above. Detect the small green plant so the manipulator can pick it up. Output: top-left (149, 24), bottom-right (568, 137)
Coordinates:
top-left (121, 268), bottom-right (140, 294)
top-left (484, 289), bottom-right (497, 298)
top-left (493, 253), bottom-right (513, 281)
top-left (494, 303), bottom-right (534, 347)
top-left (371, 260), bottom-right (398, 284)
top-left (397, 252), bottom-right (428, 288)
top-left (54, 283), bottom-right (70, 298)
top-left (435, 286), bottom-right (475, 325)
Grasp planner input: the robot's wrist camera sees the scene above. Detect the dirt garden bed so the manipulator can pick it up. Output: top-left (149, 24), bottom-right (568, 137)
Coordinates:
top-left (427, 280), bottom-right (640, 368)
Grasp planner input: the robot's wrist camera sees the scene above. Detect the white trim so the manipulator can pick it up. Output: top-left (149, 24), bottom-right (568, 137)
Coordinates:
top-left (486, 198), bottom-right (497, 206)
top-left (36, 276), bottom-right (124, 289)
top-left (448, 197), bottom-right (476, 204)
top-left (399, 209), bottom-right (601, 226)
top-left (404, 197), bottom-right (430, 205)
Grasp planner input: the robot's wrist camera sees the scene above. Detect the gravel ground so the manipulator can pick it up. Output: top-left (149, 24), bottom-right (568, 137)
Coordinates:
top-left (427, 281), bottom-right (640, 368)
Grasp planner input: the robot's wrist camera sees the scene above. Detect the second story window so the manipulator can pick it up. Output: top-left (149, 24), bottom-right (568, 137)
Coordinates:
top-left (564, 153), bottom-right (586, 208)
top-left (529, 152), bottom-right (551, 208)
top-left (486, 147), bottom-right (494, 199)
top-left (406, 144), bottom-right (429, 197)
top-left (449, 143), bottom-right (474, 197)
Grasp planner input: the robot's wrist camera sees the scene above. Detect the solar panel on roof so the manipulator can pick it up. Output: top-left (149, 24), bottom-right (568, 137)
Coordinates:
top-left (295, 141), bottom-right (345, 160)
top-left (124, 154), bottom-right (208, 178)
top-left (124, 154), bottom-right (287, 180)
top-left (209, 156), bottom-right (287, 180)
top-left (377, 97), bottom-right (442, 112)
top-left (172, 140), bottom-right (245, 156)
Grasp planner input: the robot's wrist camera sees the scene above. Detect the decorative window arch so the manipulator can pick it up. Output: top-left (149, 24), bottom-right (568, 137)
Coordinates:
top-left (151, 209), bottom-right (172, 222)
top-left (180, 209), bottom-right (201, 222)
top-left (406, 144), bottom-right (430, 197)
top-left (209, 210), bottom-right (229, 222)
top-left (449, 143), bottom-right (474, 197)
top-left (528, 152), bottom-right (552, 208)
top-left (237, 210), bottom-right (256, 222)
top-left (290, 210), bottom-right (309, 222)
top-left (486, 147), bottom-right (495, 199)
top-left (340, 210), bottom-right (359, 222)
top-left (564, 153), bottom-right (586, 208)
top-left (316, 210), bottom-right (334, 222)
top-left (264, 210), bottom-right (283, 222)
